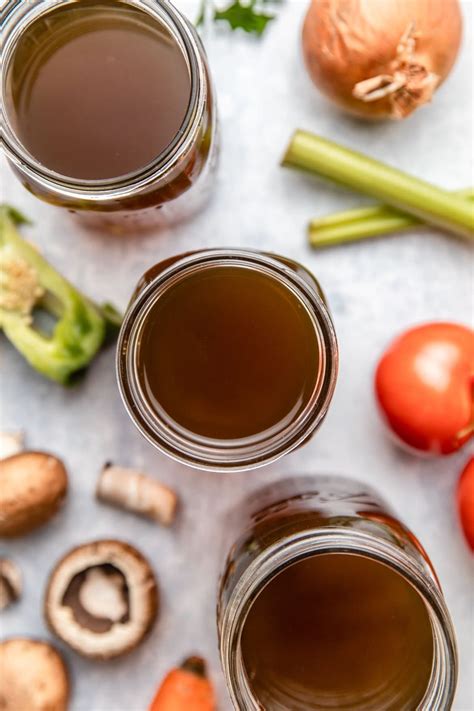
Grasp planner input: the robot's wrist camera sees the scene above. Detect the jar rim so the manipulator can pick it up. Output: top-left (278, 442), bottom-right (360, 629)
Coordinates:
top-left (0, 0), bottom-right (205, 200)
top-left (219, 527), bottom-right (458, 710)
top-left (116, 249), bottom-right (339, 471)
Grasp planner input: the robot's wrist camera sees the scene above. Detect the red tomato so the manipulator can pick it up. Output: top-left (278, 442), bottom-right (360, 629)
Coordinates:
top-left (375, 323), bottom-right (474, 455)
top-left (457, 457), bottom-right (474, 551)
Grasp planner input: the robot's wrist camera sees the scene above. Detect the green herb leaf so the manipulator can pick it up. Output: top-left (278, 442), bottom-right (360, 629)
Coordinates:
top-left (196, 0), bottom-right (277, 36)
top-left (214, 1), bottom-right (274, 35)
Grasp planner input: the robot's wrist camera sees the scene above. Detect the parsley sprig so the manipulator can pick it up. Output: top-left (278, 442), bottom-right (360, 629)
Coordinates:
top-left (196, 0), bottom-right (279, 37)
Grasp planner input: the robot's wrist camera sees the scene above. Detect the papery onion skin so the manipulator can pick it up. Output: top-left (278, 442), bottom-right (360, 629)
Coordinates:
top-left (302, 0), bottom-right (463, 120)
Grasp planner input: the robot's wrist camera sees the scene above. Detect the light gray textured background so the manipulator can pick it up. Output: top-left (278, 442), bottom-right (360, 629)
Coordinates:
top-left (1, 1), bottom-right (473, 709)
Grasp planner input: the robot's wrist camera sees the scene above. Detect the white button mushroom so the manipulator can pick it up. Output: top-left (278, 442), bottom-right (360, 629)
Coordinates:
top-left (0, 451), bottom-right (68, 537)
top-left (45, 539), bottom-right (158, 659)
top-left (0, 638), bottom-right (69, 711)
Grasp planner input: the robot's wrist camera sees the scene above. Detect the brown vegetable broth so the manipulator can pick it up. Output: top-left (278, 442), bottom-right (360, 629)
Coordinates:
top-left (5, 0), bottom-right (191, 180)
top-left (137, 265), bottom-right (320, 440)
top-left (241, 552), bottom-right (434, 710)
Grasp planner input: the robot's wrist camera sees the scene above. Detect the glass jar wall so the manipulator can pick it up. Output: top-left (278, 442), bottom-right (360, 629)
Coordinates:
top-left (117, 250), bottom-right (338, 470)
top-left (1, 0), bottom-right (217, 231)
top-left (218, 476), bottom-right (457, 710)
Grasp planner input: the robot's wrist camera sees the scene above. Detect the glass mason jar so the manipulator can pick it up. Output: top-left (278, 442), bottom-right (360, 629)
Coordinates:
top-left (218, 476), bottom-right (457, 710)
top-left (117, 249), bottom-right (338, 470)
top-left (1, 0), bottom-right (217, 231)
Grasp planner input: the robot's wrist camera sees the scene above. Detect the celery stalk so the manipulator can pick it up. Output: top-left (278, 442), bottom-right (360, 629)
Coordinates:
top-left (282, 131), bottom-right (474, 241)
top-left (309, 189), bottom-right (474, 248)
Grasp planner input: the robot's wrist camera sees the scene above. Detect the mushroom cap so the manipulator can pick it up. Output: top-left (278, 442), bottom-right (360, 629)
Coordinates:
top-left (0, 452), bottom-right (68, 537)
top-left (0, 638), bottom-right (69, 711)
top-left (45, 540), bottom-right (158, 659)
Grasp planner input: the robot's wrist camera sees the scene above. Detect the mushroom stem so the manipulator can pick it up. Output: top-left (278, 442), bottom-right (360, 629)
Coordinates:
top-left (97, 464), bottom-right (177, 526)
top-left (78, 567), bottom-right (128, 622)
top-left (0, 558), bottom-right (22, 610)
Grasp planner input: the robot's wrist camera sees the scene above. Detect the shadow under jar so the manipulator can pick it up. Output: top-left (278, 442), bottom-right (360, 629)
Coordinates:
top-left (1, 0), bottom-right (217, 231)
top-left (117, 250), bottom-right (338, 471)
top-left (218, 476), bottom-right (457, 710)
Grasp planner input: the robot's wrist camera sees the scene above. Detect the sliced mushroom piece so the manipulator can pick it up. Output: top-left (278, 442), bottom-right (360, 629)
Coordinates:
top-left (0, 558), bottom-right (22, 610)
top-left (0, 451), bottom-right (68, 537)
top-left (45, 540), bottom-right (158, 659)
top-left (0, 431), bottom-right (24, 460)
top-left (0, 638), bottom-right (69, 711)
top-left (96, 463), bottom-right (178, 526)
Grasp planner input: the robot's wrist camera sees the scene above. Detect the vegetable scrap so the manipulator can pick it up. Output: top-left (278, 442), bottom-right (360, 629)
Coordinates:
top-left (0, 638), bottom-right (70, 711)
top-left (45, 540), bottom-right (158, 659)
top-left (0, 205), bottom-right (122, 384)
top-left (97, 463), bottom-right (178, 526)
top-left (196, 0), bottom-right (278, 36)
top-left (282, 132), bottom-right (474, 241)
top-left (375, 323), bottom-right (474, 455)
top-left (308, 189), bottom-right (474, 248)
top-left (302, 0), bottom-right (462, 119)
top-left (0, 451), bottom-right (68, 537)
top-left (457, 458), bottom-right (474, 552)
top-left (149, 656), bottom-right (216, 711)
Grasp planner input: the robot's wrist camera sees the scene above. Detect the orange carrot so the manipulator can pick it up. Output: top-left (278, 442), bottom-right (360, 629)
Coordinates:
top-left (149, 656), bottom-right (215, 711)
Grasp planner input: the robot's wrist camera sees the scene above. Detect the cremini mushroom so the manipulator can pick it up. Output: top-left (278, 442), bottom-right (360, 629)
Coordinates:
top-left (0, 638), bottom-right (69, 711)
top-left (0, 451), bottom-right (68, 537)
top-left (96, 463), bottom-right (178, 526)
top-left (0, 432), bottom-right (24, 460)
top-left (0, 558), bottom-right (22, 610)
top-left (45, 540), bottom-right (158, 659)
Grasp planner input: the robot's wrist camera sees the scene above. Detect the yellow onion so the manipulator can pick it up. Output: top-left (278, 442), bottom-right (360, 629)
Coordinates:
top-left (302, 0), bottom-right (463, 120)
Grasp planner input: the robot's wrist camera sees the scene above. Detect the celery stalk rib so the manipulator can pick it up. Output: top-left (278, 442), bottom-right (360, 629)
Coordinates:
top-left (282, 131), bottom-right (474, 241)
top-left (309, 189), bottom-right (474, 247)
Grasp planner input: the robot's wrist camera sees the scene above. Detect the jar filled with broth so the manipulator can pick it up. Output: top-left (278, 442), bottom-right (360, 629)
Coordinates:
top-left (1, 0), bottom-right (217, 230)
top-left (218, 476), bottom-right (457, 710)
top-left (117, 250), bottom-right (338, 470)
